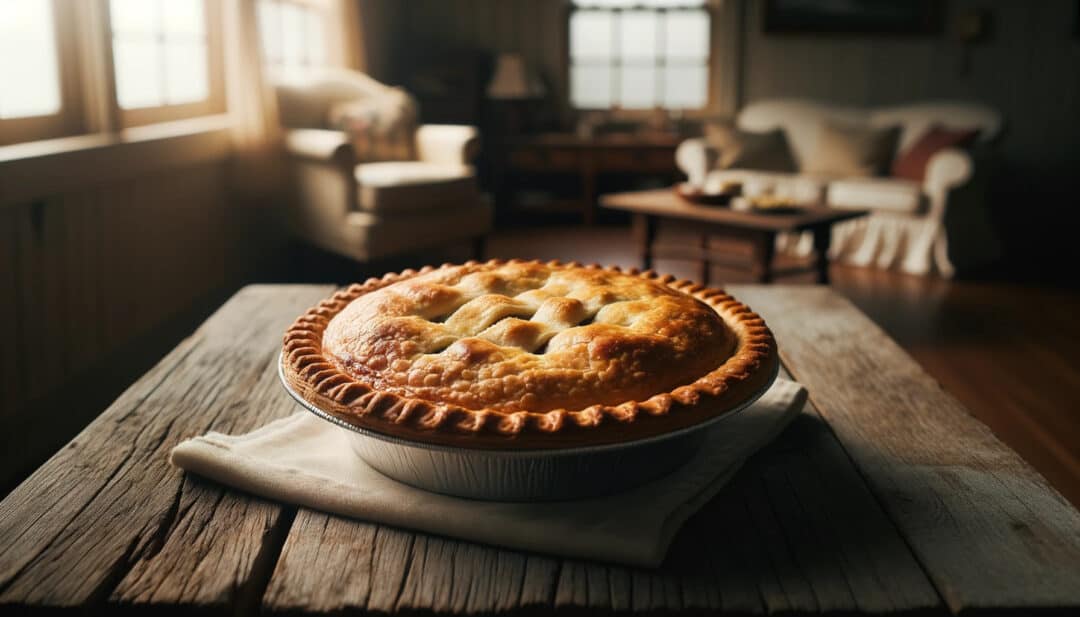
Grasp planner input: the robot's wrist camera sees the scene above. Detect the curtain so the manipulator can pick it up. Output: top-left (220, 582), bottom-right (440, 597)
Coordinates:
top-left (221, 0), bottom-right (282, 193)
top-left (333, 0), bottom-right (368, 72)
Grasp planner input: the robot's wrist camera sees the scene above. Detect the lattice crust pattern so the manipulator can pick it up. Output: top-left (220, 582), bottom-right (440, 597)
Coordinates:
top-left (282, 260), bottom-right (778, 449)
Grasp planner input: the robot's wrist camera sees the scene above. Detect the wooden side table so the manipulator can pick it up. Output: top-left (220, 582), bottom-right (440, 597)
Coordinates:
top-left (497, 133), bottom-right (681, 224)
top-left (601, 189), bottom-right (868, 284)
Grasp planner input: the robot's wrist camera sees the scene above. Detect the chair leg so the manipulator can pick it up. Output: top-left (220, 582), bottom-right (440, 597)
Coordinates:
top-left (471, 235), bottom-right (486, 261)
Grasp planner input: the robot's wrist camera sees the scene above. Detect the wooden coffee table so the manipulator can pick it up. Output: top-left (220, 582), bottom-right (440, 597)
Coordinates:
top-left (601, 188), bottom-right (868, 284)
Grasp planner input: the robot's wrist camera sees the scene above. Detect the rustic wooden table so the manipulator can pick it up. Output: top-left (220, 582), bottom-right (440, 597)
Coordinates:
top-left (601, 189), bottom-right (868, 284)
top-left (2, 285), bottom-right (1079, 615)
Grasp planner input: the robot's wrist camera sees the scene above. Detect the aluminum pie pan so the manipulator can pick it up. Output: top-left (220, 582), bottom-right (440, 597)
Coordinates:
top-left (278, 353), bottom-right (778, 502)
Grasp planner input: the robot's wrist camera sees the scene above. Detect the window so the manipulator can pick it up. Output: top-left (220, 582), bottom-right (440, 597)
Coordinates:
top-left (109, 0), bottom-right (223, 126)
top-left (0, 0), bottom-right (82, 145)
top-left (569, 0), bottom-right (711, 110)
top-left (258, 0), bottom-right (327, 83)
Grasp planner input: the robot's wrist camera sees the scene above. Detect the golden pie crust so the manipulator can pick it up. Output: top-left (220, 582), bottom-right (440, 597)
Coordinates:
top-left (282, 260), bottom-right (778, 449)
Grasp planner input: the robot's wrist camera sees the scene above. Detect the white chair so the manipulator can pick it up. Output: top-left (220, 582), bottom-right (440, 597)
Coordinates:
top-left (277, 70), bottom-right (492, 262)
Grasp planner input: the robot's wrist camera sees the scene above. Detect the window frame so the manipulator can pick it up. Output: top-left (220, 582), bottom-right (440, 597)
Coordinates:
top-left (0, 0), bottom-right (86, 146)
top-left (107, 0), bottom-right (227, 128)
top-left (564, 1), bottom-right (714, 112)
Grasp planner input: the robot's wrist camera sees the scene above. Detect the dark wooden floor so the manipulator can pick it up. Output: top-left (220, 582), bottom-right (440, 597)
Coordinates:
top-left (486, 225), bottom-right (1080, 507)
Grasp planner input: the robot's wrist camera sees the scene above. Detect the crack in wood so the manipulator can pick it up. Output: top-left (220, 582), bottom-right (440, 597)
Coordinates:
top-left (234, 506), bottom-right (297, 617)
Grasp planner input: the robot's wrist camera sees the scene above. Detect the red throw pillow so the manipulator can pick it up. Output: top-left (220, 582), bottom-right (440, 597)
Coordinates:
top-left (891, 125), bottom-right (980, 182)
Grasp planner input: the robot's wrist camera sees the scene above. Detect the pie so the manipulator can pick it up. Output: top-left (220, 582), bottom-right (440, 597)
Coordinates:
top-left (282, 260), bottom-right (777, 449)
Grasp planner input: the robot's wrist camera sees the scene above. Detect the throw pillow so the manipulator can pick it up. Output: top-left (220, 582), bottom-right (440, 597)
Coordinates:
top-left (804, 120), bottom-right (901, 177)
top-left (328, 87), bottom-right (419, 162)
top-left (891, 125), bottom-right (980, 182)
top-left (704, 121), bottom-right (797, 173)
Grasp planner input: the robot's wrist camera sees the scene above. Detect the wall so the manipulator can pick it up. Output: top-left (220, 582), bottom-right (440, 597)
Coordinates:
top-left (741, 1), bottom-right (1080, 178)
top-left (0, 127), bottom-right (284, 492)
top-left (376, 0), bottom-right (1079, 267)
top-left (376, 0), bottom-right (742, 123)
top-left (738, 0), bottom-right (1080, 266)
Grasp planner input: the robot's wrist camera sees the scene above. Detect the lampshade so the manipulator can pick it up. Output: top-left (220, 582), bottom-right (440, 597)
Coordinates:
top-left (486, 53), bottom-right (545, 100)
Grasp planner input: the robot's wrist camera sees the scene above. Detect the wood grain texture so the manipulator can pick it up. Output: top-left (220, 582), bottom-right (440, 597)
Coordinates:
top-left (0, 285), bottom-right (334, 613)
top-left (4, 284), bottom-right (1077, 614)
top-left (731, 285), bottom-right (1080, 613)
top-left (261, 364), bottom-right (940, 615)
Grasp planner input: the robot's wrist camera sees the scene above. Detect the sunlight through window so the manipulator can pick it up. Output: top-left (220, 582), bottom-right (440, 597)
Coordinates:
top-left (0, 0), bottom-right (62, 119)
top-left (110, 0), bottom-right (209, 110)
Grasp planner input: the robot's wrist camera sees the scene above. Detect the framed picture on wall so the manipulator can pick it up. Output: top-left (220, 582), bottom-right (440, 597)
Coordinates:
top-left (763, 0), bottom-right (942, 35)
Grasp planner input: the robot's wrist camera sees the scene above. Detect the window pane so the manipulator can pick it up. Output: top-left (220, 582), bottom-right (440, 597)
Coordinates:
top-left (306, 10), bottom-right (325, 65)
top-left (281, 3), bottom-right (307, 67)
top-left (571, 64), bottom-right (612, 108)
top-left (258, 1), bottom-right (282, 62)
top-left (570, 11), bottom-right (614, 60)
top-left (662, 63), bottom-right (707, 108)
top-left (619, 11), bottom-right (657, 61)
top-left (163, 0), bottom-right (205, 37)
top-left (114, 39), bottom-right (164, 108)
top-left (620, 65), bottom-right (657, 109)
top-left (664, 10), bottom-right (709, 60)
top-left (164, 42), bottom-right (208, 104)
top-left (110, 0), bottom-right (159, 36)
top-left (0, 0), bottom-right (61, 118)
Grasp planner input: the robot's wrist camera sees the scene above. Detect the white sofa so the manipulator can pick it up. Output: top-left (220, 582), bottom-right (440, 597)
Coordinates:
top-left (676, 99), bottom-right (1003, 277)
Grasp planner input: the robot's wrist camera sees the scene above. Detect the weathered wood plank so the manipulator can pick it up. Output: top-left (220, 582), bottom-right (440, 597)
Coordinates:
top-left (0, 284), bottom-right (334, 613)
top-left (262, 366), bottom-right (938, 615)
top-left (731, 284), bottom-right (1080, 613)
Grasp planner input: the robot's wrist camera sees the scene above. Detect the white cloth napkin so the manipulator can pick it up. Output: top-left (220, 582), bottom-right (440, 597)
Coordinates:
top-left (171, 378), bottom-right (806, 567)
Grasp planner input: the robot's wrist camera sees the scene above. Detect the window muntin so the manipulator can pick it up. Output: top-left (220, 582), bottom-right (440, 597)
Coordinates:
top-left (569, 0), bottom-right (710, 110)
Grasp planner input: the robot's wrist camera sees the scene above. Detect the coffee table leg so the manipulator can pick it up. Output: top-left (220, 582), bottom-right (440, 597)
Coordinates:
top-left (812, 226), bottom-right (832, 284)
top-left (633, 213), bottom-right (657, 270)
top-left (751, 231), bottom-right (776, 283)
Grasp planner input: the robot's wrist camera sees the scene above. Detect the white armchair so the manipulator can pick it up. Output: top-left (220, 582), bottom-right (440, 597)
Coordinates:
top-left (676, 99), bottom-right (1003, 277)
top-left (277, 70), bottom-right (492, 262)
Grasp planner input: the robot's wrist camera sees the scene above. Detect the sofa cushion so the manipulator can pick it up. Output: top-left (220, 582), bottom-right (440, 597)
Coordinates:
top-left (804, 120), bottom-right (901, 177)
top-left (704, 121), bottom-right (796, 173)
top-left (891, 124), bottom-right (980, 182)
top-left (705, 169), bottom-right (829, 204)
top-left (827, 177), bottom-right (925, 214)
top-left (354, 161), bottom-right (477, 213)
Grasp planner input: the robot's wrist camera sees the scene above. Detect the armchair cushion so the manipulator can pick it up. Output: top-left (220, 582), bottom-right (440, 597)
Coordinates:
top-left (328, 87), bottom-right (418, 162)
top-left (354, 161), bottom-right (477, 213)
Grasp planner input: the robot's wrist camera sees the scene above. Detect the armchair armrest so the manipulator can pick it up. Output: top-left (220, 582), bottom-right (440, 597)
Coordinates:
top-left (416, 124), bottom-right (480, 166)
top-left (675, 138), bottom-right (720, 187)
top-left (283, 129), bottom-right (356, 166)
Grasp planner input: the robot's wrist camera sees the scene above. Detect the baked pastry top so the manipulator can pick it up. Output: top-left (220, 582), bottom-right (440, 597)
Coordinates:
top-left (282, 260), bottom-right (777, 449)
